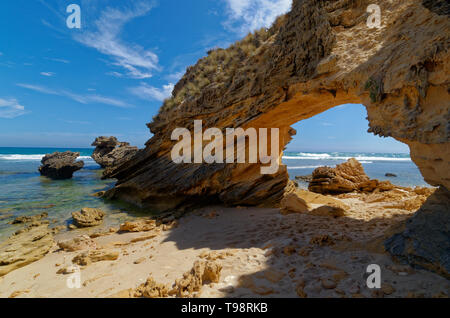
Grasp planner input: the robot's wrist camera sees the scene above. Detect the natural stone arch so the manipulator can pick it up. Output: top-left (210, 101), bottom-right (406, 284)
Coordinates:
top-left (104, 1), bottom-right (449, 275)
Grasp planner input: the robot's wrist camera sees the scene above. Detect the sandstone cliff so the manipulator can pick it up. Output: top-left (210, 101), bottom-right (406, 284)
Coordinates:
top-left (105, 0), bottom-right (449, 211)
top-left (101, 0), bottom-right (449, 277)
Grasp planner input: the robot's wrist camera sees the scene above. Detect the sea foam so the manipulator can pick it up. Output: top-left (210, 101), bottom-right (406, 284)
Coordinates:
top-left (0, 154), bottom-right (92, 161)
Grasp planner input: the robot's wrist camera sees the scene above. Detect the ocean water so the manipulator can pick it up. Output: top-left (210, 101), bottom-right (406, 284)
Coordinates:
top-left (283, 151), bottom-right (428, 189)
top-left (0, 148), bottom-right (428, 240)
top-left (0, 147), bottom-right (150, 240)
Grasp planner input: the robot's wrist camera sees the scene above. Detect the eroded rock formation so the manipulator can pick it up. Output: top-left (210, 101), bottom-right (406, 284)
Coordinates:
top-left (103, 1), bottom-right (449, 275)
top-left (105, 0), bottom-right (449, 209)
top-left (0, 224), bottom-right (54, 276)
top-left (91, 136), bottom-right (138, 176)
top-left (71, 208), bottom-right (105, 228)
top-left (309, 158), bottom-right (394, 194)
top-left (38, 151), bottom-right (84, 180)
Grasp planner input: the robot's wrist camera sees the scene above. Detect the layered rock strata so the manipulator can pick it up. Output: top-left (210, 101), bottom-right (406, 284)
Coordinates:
top-left (91, 136), bottom-right (138, 176)
top-left (102, 1), bottom-right (449, 276)
top-left (105, 0), bottom-right (449, 210)
top-left (0, 224), bottom-right (54, 276)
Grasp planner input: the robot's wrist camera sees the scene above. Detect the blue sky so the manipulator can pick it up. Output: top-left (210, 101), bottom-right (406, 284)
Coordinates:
top-left (0, 0), bottom-right (408, 153)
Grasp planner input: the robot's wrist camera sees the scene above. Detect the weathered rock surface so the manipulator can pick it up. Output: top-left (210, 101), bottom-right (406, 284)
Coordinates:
top-left (10, 212), bottom-right (48, 224)
top-left (38, 151), bottom-right (84, 180)
top-left (174, 260), bottom-right (222, 298)
top-left (105, 0), bottom-right (449, 209)
top-left (101, 0), bottom-right (449, 276)
top-left (71, 208), bottom-right (105, 228)
top-left (385, 187), bottom-right (450, 278)
top-left (0, 224), bottom-right (54, 276)
top-left (119, 219), bottom-right (156, 232)
top-left (57, 235), bottom-right (97, 252)
top-left (91, 136), bottom-right (138, 175)
top-left (309, 158), bottom-right (394, 194)
top-left (134, 276), bottom-right (170, 298)
top-left (72, 249), bottom-right (119, 266)
top-left (281, 185), bottom-right (349, 217)
top-left (281, 193), bottom-right (310, 214)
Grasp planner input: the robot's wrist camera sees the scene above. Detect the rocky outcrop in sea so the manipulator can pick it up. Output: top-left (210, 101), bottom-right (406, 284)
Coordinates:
top-left (91, 136), bottom-right (138, 177)
top-left (38, 151), bottom-right (84, 180)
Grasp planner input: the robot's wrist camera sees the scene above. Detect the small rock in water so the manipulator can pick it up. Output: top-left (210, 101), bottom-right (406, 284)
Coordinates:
top-left (385, 173), bottom-right (397, 177)
top-left (10, 212), bottom-right (48, 224)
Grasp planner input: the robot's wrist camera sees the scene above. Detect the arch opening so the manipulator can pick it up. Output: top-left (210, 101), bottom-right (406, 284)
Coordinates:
top-left (281, 103), bottom-right (429, 190)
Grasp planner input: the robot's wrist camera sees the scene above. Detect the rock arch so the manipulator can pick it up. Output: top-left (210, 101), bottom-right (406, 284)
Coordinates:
top-left (104, 1), bottom-right (449, 275)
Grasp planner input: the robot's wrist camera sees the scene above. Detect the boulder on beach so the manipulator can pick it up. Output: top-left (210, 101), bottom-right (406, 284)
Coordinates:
top-left (71, 208), bottom-right (105, 228)
top-left (38, 151), bottom-right (84, 180)
top-left (308, 158), bottom-right (394, 194)
top-left (91, 136), bottom-right (138, 171)
top-left (281, 186), bottom-right (349, 217)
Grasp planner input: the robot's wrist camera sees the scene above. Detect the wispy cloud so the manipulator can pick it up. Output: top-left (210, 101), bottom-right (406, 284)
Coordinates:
top-left (0, 98), bottom-right (28, 119)
top-left (129, 82), bottom-right (174, 102)
top-left (40, 72), bottom-right (55, 77)
top-left (17, 83), bottom-right (132, 108)
top-left (74, 2), bottom-right (159, 79)
top-left (223, 0), bottom-right (292, 35)
top-left (45, 57), bottom-right (70, 64)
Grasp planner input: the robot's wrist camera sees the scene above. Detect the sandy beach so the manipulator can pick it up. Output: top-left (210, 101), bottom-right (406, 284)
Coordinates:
top-left (1, 188), bottom-right (448, 298)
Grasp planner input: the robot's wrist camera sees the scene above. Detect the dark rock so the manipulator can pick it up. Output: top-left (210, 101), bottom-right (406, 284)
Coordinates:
top-left (38, 151), bottom-right (84, 180)
top-left (91, 136), bottom-right (138, 174)
top-left (385, 187), bottom-right (450, 278)
top-left (385, 173), bottom-right (397, 177)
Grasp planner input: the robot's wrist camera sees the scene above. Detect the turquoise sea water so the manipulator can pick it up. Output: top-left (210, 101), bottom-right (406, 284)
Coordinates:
top-left (0, 148), bottom-right (428, 240)
top-left (0, 147), bottom-right (149, 240)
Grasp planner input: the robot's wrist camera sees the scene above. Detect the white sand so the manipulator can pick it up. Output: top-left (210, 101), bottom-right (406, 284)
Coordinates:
top-left (0, 201), bottom-right (448, 298)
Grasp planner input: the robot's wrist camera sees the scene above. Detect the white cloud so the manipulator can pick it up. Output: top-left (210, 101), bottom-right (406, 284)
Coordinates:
top-left (106, 71), bottom-right (124, 78)
top-left (74, 2), bottom-right (159, 79)
top-left (40, 72), bottom-right (55, 77)
top-left (129, 83), bottom-right (174, 102)
top-left (0, 98), bottom-right (27, 119)
top-left (45, 57), bottom-right (70, 64)
top-left (223, 0), bottom-right (292, 34)
top-left (16, 83), bottom-right (131, 108)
